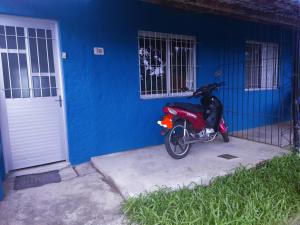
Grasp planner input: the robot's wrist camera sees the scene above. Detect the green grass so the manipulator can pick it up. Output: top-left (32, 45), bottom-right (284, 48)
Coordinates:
top-left (123, 154), bottom-right (300, 225)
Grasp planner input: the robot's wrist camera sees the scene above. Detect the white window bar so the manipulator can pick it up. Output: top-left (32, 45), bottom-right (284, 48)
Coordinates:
top-left (24, 27), bottom-right (33, 98)
top-left (44, 29), bottom-right (52, 96)
top-left (143, 34), bottom-right (146, 95)
top-left (160, 33), bottom-right (163, 94)
top-left (138, 31), bottom-right (196, 98)
top-left (149, 34), bottom-right (152, 95)
top-left (166, 33), bottom-right (171, 97)
top-left (138, 35), bottom-right (142, 95)
top-left (168, 35), bottom-right (172, 93)
top-left (180, 35), bottom-right (183, 93)
top-left (187, 38), bottom-right (191, 90)
top-left (175, 36), bottom-right (178, 93)
top-left (39, 30), bottom-right (56, 96)
top-left (35, 28), bottom-right (42, 97)
top-left (3, 26), bottom-right (13, 99)
top-left (15, 26), bottom-right (23, 98)
top-left (184, 38), bottom-right (188, 91)
top-left (154, 32), bottom-right (157, 94)
top-left (19, 28), bottom-right (30, 98)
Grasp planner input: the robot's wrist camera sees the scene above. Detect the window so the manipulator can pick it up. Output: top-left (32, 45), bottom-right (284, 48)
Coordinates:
top-left (245, 41), bottom-right (279, 90)
top-left (138, 31), bottom-right (196, 98)
top-left (0, 25), bottom-right (57, 99)
top-left (0, 26), bottom-right (29, 98)
top-left (28, 28), bottom-right (57, 97)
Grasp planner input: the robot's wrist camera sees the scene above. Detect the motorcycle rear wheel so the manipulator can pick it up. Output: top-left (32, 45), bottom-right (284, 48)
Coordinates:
top-left (165, 121), bottom-right (191, 159)
top-left (221, 131), bottom-right (230, 142)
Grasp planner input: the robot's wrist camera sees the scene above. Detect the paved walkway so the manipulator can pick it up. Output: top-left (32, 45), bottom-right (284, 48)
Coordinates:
top-left (0, 163), bottom-right (126, 225)
top-left (91, 137), bottom-right (289, 197)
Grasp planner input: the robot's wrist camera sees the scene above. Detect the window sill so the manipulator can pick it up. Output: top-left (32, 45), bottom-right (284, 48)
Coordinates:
top-left (245, 87), bottom-right (278, 91)
top-left (140, 91), bottom-right (194, 99)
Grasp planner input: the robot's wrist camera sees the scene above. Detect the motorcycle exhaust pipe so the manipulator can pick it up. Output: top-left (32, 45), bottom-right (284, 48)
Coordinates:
top-left (183, 133), bottom-right (218, 144)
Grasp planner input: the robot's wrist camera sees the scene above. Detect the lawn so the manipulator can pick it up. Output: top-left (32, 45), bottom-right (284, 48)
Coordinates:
top-left (123, 154), bottom-right (300, 225)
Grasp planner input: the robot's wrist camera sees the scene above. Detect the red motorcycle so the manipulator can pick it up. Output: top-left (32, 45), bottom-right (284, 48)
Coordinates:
top-left (158, 82), bottom-right (229, 159)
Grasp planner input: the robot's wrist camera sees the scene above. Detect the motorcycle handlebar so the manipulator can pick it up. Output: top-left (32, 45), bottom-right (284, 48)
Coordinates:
top-left (190, 82), bottom-right (224, 98)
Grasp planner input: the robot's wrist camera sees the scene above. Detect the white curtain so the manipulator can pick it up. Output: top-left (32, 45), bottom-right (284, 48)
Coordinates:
top-left (261, 43), bottom-right (278, 89)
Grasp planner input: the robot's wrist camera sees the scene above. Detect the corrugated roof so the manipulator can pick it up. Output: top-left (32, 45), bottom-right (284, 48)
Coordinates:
top-left (143, 0), bottom-right (300, 27)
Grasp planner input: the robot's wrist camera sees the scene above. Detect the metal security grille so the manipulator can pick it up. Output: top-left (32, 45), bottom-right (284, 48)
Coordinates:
top-left (138, 31), bottom-right (196, 98)
top-left (28, 28), bottom-right (57, 98)
top-left (0, 25), bottom-right (58, 99)
top-left (212, 24), bottom-right (293, 148)
top-left (245, 41), bottom-right (278, 90)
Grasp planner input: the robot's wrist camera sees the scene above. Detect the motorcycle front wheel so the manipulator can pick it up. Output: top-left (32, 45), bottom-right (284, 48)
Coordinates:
top-left (164, 121), bottom-right (191, 159)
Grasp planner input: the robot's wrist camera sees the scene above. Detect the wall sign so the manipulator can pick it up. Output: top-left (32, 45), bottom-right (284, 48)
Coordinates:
top-left (94, 47), bottom-right (104, 56)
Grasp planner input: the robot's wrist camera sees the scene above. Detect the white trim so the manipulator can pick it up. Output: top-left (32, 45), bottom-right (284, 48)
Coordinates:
top-left (245, 87), bottom-right (278, 91)
top-left (25, 25), bottom-right (34, 98)
top-left (140, 91), bottom-right (193, 99)
top-left (0, 53), bottom-right (13, 173)
top-left (138, 31), bottom-right (196, 41)
top-left (0, 14), bottom-right (69, 171)
top-left (0, 49), bottom-right (27, 54)
top-left (55, 22), bottom-right (70, 162)
top-left (0, 14), bottom-right (56, 30)
top-left (193, 39), bottom-right (197, 92)
top-left (166, 33), bottom-right (171, 96)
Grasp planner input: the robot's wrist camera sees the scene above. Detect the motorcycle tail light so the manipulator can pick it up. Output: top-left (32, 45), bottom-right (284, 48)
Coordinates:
top-left (159, 114), bottom-right (173, 129)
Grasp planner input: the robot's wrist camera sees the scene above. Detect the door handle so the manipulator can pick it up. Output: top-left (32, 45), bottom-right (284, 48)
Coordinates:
top-left (55, 95), bottom-right (62, 107)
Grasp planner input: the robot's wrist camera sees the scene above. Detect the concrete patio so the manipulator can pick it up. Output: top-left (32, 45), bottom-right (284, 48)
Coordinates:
top-left (0, 163), bottom-right (126, 225)
top-left (0, 136), bottom-right (290, 225)
top-left (91, 136), bottom-right (289, 198)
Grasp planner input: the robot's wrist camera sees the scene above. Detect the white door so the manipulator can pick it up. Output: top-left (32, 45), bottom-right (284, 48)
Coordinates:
top-left (0, 16), bottom-right (66, 170)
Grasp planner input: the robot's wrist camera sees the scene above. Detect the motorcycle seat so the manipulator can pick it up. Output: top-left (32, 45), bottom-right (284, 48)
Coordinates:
top-left (166, 102), bottom-right (204, 113)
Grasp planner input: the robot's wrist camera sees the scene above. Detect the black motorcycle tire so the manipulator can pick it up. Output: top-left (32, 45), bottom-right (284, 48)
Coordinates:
top-left (165, 121), bottom-right (191, 159)
top-left (221, 131), bottom-right (230, 142)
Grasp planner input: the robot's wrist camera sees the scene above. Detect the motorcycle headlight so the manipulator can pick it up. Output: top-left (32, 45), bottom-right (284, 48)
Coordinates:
top-left (168, 107), bottom-right (177, 115)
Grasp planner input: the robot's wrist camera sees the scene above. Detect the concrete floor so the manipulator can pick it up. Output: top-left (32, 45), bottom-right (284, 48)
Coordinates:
top-left (91, 136), bottom-right (289, 198)
top-left (233, 122), bottom-right (292, 148)
top-left (0, 163), bottom-right (126, 225)
top-left (0, 136), bottom-right (290, 225)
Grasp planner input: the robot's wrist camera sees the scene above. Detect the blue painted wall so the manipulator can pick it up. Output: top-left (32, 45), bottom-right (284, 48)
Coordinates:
top-left (0, 0), bottom-right (293, 169)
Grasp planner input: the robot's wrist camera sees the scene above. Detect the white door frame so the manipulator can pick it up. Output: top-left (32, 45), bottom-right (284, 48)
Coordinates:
top-left (0, 14), bottom-right (69, 173)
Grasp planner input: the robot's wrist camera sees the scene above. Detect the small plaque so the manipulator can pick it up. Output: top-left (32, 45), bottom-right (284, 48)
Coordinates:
top-left (94, 47), bottom-right (104, 55)
top-left (61, 52), bottom-right (67, 59)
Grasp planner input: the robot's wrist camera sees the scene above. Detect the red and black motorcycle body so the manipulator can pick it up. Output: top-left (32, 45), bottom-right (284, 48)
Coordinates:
top-left (158, 82), bottom-right (229, 137)
top-left (162, 106), bottom-right (205, 131)
top-left (161, 106), bottom-right (228, 135)
top-left (162, 105), bottom-right (228, 134)
top-left (158, 82), bottom-right (228, 159)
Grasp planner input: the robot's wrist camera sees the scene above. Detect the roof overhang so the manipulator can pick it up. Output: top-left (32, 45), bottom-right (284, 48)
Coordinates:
top-left (142, 0), bottom-right (300, 28)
